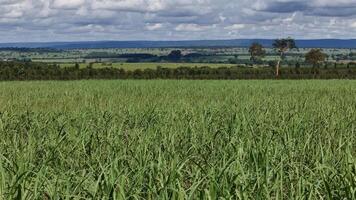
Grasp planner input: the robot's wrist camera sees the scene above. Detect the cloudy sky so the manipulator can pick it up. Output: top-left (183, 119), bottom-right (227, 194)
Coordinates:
top-left (0, 0), bottom-right (355, 42)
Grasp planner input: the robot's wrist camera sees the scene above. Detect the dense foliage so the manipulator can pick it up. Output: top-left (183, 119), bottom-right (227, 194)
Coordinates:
top-left (85, 50), bottom-right (204, 63)
top-left (305, 49), bottom-right (327, 67)
top-left (0, 80), bottom-right (355, 199)
top-left (249, 43), bottom-right (266, 63)
top-left (1, 61), bottom-right (356, 80)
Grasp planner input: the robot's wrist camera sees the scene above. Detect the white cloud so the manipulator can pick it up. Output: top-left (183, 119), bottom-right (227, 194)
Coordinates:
top-left (51, 0), bottom-right (85, 9)
top-left (91, 0), bottom-right (166, 12)
top-left (351, 22), bottom-right (356, 28)
top-left (225, 24), bottom-right (245, 30)
top-left (145, 23), bottom-right (163, 30)
top-left (175, 23), bottom-right (213, 32)
top-left (3, 9), bottom-right (23, 18)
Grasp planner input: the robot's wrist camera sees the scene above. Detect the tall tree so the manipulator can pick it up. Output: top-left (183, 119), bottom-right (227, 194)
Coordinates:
top-left (305, 49), bottom-right (327, 68)
top-left (249, 43), bottom-right (266, 64)
top-left (273, 38), bottom-right (297, 77)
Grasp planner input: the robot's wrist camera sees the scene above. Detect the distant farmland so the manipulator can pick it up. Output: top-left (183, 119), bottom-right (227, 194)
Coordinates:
top-left (59, 62), bottom-right (237, 70)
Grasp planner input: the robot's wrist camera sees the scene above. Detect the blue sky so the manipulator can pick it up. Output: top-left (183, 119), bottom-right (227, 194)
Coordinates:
top-left (0, 0), bottom-right (355, 42)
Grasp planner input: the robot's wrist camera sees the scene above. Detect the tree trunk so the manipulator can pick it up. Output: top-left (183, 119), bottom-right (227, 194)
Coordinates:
top-left (276, 60), bottom-right (280, 77)
top-left (276, 53), bottom-right (283, 77)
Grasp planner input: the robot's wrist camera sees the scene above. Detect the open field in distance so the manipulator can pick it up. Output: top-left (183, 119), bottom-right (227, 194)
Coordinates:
top-left (59, 62), bottom-right (238, 70)
top-left (2, 47), bottom-right (355, 64)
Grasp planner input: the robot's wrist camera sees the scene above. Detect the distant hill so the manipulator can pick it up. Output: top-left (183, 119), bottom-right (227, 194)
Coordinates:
top-left (0, 39), bottom-right (355, 49)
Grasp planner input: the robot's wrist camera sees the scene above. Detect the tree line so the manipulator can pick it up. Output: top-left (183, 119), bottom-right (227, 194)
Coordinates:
top-left (1, 61), bottom-right (356, 81)
top-left (84, 51), bottom-right (204, 63)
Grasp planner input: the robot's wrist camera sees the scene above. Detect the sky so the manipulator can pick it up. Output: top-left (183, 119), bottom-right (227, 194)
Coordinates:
top-left (0, 0), bottom-right (355, 42)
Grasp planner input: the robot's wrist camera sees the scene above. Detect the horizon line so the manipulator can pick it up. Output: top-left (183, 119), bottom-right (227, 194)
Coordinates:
top-left (1, 38), bottom-right (356, 44)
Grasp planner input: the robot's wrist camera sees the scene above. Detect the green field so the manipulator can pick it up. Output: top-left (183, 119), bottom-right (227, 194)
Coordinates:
top-left (59, 62), bottom-right (237, 70)
top-left (0, 80), bottom-right (355, 199)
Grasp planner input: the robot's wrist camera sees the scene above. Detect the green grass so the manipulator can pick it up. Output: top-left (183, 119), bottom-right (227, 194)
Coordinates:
top-left (0, 80), bottom-right (355, 199)
top-left (59, 62), bottom-right (237, 70)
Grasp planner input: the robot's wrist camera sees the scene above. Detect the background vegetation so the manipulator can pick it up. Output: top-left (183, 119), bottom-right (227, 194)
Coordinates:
top-left (2, 47), bottom-right (355, 66)
top-left (1, 42), bottom-right (355, 80)
top-left (1, 61), bottom-right (356, 80)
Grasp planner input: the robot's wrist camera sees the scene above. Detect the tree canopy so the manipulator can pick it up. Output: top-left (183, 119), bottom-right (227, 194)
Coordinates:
top-left (167, 50), bottom-right (182, 61)
top-left (305, 49), bottom-right (327, 67)
top-left (249, 43), bottom-right (266, 64)
top-left (273, 38), bottom-right (297, 53)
